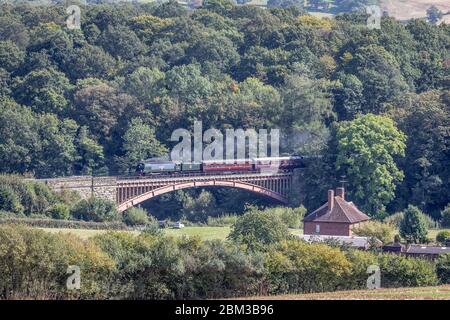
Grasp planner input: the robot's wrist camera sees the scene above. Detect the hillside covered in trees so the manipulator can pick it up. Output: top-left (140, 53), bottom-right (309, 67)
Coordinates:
top-left (0, 0), bottom-right (448, 218)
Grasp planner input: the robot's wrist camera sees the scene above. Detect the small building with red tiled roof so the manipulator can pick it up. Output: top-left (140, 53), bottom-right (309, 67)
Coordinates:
top-left (303, 187), bottom-right (371, 236)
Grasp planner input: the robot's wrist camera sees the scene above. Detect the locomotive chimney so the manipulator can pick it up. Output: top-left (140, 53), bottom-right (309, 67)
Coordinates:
top-left (328, 190), bottom-right (334, 212)
top-left (336, 187), bottom-right (345, 200)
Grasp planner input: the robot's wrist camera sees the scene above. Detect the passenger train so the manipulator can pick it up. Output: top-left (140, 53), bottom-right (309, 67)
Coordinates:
top-left (135, 156), bottom-right (306, 176)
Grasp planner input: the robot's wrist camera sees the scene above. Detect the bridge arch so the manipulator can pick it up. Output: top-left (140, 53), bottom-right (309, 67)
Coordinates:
top-left (117, 180), bottom-right (288, 212)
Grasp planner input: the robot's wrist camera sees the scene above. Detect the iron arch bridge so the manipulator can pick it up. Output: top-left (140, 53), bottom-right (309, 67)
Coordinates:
top-left (39, 172), bottom-right (294, 212)
top-left (116, 172), bottom-right (292, 212)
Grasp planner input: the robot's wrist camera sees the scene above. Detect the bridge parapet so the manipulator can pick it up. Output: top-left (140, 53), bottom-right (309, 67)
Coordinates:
top-left (39, 176), bottom-right (117, 202)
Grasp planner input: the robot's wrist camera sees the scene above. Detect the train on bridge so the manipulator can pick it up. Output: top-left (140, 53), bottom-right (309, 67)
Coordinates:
top-left (135, 156), bottom-right (306, 176)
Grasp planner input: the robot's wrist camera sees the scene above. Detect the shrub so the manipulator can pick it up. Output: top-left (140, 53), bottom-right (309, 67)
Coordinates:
top-left (441, 205), bottom-right (450, 228)
top-left (378, 253), bottom-right (438, 288)
top-left (207, 214), bottom-right (237, 227)
top-left (353, 221), bottom-right (396, 244)
top-left (436, 230), bottom-right (450, 244)
top-left (0, 224), bottom-right (115, 299)
top-left (399, 205), bottom-right (428, 243)
top-left (264, 239), bottom-right (352, 294)
top-left (0, 184), bottom-right (23, 213)
top-left (0, 216), bottom-right (127, 230)
top-left (386, 211), bottom-right (439, 229)
top-left (436, 254), bottom-right (450, 284)
top-left (122, 207), bottom-right (149, 226)
top-left (343, 249), bottom-right (378, 289)
top-left (271, 206), bottom-right (306, 229)
top-left (93, 231), bottom-right (185, 299)
top-left (228, 207), bottom-right (289, 251)
top-left (384, 212), bottom-right (404, 228)
top-left (49, 203), bottom-right (70, 220)
top-left (71, 197), bottom-right (119, 222)
top-left (0, 175), bottom-right (61, 215)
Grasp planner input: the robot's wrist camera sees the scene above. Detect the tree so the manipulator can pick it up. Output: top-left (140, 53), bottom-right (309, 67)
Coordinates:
top-left (0, 41), bottom-right (25, 72)
top-left (182, 190), bottom-right (219, 223)
top-left (228, 206), bottom-right (289, 251)
top-left (389, 91), bottom-right (450, 216)
top-left (399, 205), bottom-right (428, 244)
top-left (119, 118), bottom-right (167, 172)
top-left (14, 68), bottom-right (72, 115)
top-left (74, 126), bottom-right (105, 175)
top-left (436, 231), bottom-right (450, 245)
top-left (441, 205), bottom-right (450, 228)
top-left (280, 75), bottom-right (336, 155)
top-left (426, 6), bottom-right (443, 25)
top-left (0, 184), bottom-right (23, 214)
top-left (123, 207), bottom-right (150, 226)
top-left (71, 197), bottom-right (119, 222)
top-left (346, 45), bottom-right (409, 114)
top-left (0, 99), bottom-right (79, 177)
top-left (72, 83), bottom-right (144, 143)
top-left (336, 114), bottom-right (406, 216)
top-left (62, 44), bottom-right (116, 80)
top-left (436, 254), bottom-right (450, 284)
top-left (98, 25), bottom-right (147, 60)
top-left (123, 67), bottom-right (166, 104)
top-left (353, 221), bottom-right (396, 244)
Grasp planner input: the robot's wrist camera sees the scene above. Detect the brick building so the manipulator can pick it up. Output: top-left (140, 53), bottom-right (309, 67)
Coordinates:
top-left (303, 187), bottom-right (371, 236)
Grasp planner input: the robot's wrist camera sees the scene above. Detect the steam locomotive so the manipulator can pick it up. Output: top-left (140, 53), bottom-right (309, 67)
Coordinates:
top-left (135, 156), bottom-right (305, 176)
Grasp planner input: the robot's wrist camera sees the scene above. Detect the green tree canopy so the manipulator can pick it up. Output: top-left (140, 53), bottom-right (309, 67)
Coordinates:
top-left (336, 114), bottom-right (406, 217)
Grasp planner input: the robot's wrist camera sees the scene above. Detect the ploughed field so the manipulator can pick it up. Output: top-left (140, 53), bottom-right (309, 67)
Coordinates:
top-left (239, 285), bottom-right (450, 300)
top-left (381, 0), bottom-right (450, 22)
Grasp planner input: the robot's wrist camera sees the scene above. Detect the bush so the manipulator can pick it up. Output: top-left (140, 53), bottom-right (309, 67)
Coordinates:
top-left (0, 184), bottom-right (23, 213)
top-left (386, 211), bottom-right (439, 229)
top-left (264, 239), bottom-right (352, 294)
top-left (0, 224), bottom-right (115, 299)
top-left (0, 175), bottom-right (62, 215)
top-left (399, 205), bottom-right (429, 243)
top-left (378, 253), bottom-right (438, 288)
top-left (0, 216), bottom-right (127, 230)
top-left (49, 203), bottom-right (70, 220)
top-left (384, 212), bottom-right (404, 228)
top-left (343, 249), bottom-right (378, 290)
top-left (441, 205), bottom-right (450, 228)
top-left (207, 214), bottom-right (237, 227)
top-left (265, 206), bottom-right (306, 229)
top-left (436, 254), bottom-right (450, 284)
top-left (71, 197), bottom-right (119, 222)
top-left (122, 207), bottom-right (149, 226)
top-left (436, 230), bottom-right (450, 244)
top-left (228, 207), bottom-right (289, 251)
top-left (353, 221), bottom-right (396, 244)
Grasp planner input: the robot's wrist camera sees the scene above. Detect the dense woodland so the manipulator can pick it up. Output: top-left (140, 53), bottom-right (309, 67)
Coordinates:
top-left (0, 0), bottom-right (449, 219)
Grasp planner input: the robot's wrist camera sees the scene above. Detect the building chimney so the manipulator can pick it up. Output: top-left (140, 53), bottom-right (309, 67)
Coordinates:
top-left (328, 190), bottom-right (334, 211)
top-left (336, 187), bottom-right (345, 200)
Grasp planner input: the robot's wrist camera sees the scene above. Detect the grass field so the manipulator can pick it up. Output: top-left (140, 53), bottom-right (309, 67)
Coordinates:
top-left (39, 226), bottom-right (449, 242)
top-left (240, 285), bottom-right (450, 300)
top-left (39, 226), bottom-right (304, 241)
top-left (39, 226), bottom-right (233, 241)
